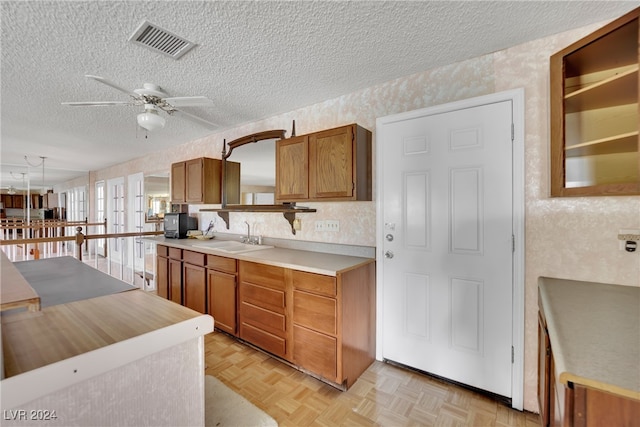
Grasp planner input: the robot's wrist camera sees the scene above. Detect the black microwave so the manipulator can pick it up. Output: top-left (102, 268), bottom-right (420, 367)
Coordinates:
top-left (164, 213), bottom-right (197, 239)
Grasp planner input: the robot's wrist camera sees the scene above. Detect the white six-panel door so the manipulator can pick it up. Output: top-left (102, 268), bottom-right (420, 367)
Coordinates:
top-left (378, 97), bottom-right (515, 399)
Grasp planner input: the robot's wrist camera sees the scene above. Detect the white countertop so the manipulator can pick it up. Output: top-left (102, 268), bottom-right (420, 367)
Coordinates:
top-left (147, 236), bottom-right (374, 276)
top-left (539, 277), bottom-right (640, 400)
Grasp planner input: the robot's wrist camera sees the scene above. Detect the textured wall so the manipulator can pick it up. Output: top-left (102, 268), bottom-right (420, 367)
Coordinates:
top-left (494, 23), bottom-right (640, 411)
top-left (3, 338), bottom-right (204, 427)
top-left (56, 20), bottom-right (640, 413)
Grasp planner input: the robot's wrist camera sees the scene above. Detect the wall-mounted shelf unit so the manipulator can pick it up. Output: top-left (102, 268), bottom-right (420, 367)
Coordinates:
top-left (200, 204), bottom-right (316, 235)
top-left (550, 7), bottom-right (639, 196)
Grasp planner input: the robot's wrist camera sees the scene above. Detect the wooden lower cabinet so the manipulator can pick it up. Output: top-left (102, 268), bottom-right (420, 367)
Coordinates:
top-left (292, 265), bottom-right (375, 389)
top-left (238, 261), bottom-right (289, 360)
top-left (207, 254), bottom-right (238, 335)
top-left (156, 246), bottom-right (376, 390)
top-left (156, 246), bottom-right (169, 299)
top-left (183, 250), bottom-right (206, 314)
top-left (237, 259), bottom-right (375, 390)
top-left (538, 312), bottom-right (551, 426)
top-left (573, 385), bottom-right (640, 427)
top-left (156, 245), bottom-right (183, 303)
top-left (157, 246), bottom-right (239, 332)
top-left (293, 325), bottom-right (337, 381)
top-left (538, 302), bottom-right (639, 427)
top-left (169, 259), bottom-right (182, 304)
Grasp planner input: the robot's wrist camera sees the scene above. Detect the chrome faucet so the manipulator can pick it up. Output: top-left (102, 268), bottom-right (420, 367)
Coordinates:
top-left (243, 221), bottom-right (251, 243)
top-left (243, 221), bottom-right (261, 244)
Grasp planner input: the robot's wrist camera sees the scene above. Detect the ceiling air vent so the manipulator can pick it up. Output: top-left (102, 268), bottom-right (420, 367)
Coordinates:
top-left (129, 20), bottom-right (196, 60)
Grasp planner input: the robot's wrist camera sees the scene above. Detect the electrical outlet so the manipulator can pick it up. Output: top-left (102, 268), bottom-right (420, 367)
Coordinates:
top-left (293, 218), bottom-right (302, 231)
top-left (326, 220), bottom-right (340, 232)
top-left (315, 220), bottom-right (325, 231)
top-left (618, 228), bottom-right (640, 251)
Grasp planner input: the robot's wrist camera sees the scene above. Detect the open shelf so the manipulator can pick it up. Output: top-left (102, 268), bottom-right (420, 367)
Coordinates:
top-left (565, 131), bottom-right (639, 157)
top-left (550, 7), bottom-right (639, 196)
top-left (200, 204), bottom-right (316, 235)
top-left (565, 67), bottom-right (638, 113)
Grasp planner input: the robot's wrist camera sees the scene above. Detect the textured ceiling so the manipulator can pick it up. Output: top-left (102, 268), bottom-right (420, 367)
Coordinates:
top-left (1, 1), bottom-right (637, 191)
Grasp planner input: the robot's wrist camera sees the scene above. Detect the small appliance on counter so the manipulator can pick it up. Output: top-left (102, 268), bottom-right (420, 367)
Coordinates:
top-left (164, 212), bottom-right (197, 239)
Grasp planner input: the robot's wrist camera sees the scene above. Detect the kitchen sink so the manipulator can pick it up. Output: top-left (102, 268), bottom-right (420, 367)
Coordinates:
top-left (192, 240), bottom-right (273, 254)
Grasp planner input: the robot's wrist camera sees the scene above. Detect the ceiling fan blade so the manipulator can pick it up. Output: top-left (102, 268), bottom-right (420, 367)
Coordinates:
top-left (171, 109), bottom-right (219, 129)
top-left (85, 75), bottom-right (140, 99)
top-left (164, 96), bottom-right (214, 107)
top-left (62, 101), bottom-right (134, 107)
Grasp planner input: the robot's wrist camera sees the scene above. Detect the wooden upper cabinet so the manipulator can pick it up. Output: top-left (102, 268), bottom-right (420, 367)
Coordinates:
top-left (171, 157), bottom-right (224, 204)
top-left (275, 135), bottom-right (309, 201)
top-left (1, 194), bottom-right (13, 209)
top-left (275, 124), bottom-right (372, 203)
top-left (171, 161), bottom-right (186, 203)
top-left (310, 126), bottom-right (355, 199)
top-left (12, 195), bottom-right (24, 209)
top-left (550, 7), bottom-right (640, 196)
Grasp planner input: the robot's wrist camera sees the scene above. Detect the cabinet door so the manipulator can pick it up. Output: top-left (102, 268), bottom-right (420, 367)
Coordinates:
top-left (1, 194), bottom-right (13, 208)
top-left (30, 194), bottom-right (41, 209)
top-left (293, 325), bottom-right (337, 382)
top-left (184, 262), bottom-right (206, 314)
top-left (12, 195), bottom-right (24, 209)
top-left (169, 258), bottom-right (182, 304)
top-left (275, 135), bottom-right (309, 202)
top-left (293, 290), bottom-right (337, 336)
top-left (156, 255), bottom-right (169, 299)
top-left (185, 158), bottom-right (204, 203)
top-left (208, 269), bottom-right (237, 335)
top-left (538, 313), bottom-right (551, 426)
top-left (309, 125), bottom-right (354, 199)
top-left (171, 161), bottom-right (186, 203)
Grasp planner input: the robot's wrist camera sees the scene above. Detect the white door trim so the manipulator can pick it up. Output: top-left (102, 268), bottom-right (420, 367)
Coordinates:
top-left (375, 88), bottom-right (525, 410)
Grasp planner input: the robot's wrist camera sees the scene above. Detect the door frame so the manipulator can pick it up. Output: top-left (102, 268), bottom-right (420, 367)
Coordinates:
top-left (375, 88), bottom-right (525, 410)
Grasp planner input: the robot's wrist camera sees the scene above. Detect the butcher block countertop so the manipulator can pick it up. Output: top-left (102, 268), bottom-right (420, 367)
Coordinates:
top-left (538, 277), bottom-right (640, 400)
top-left (2, 290), bottom-right (211, 378)
top-left (0, 252), bottom-right (40, 312)
top-left (149, 236), bottom-right (374, 276)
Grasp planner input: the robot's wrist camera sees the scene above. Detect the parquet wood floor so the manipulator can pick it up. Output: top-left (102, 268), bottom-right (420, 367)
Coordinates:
top-left (204, 331), bottom-right (540, 426)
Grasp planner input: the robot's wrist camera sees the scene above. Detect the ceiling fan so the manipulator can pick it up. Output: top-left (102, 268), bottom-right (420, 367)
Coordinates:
top-left (62, 75), bottom-right (218, 132)
top-left (2, 186), bottom-right (17, 195)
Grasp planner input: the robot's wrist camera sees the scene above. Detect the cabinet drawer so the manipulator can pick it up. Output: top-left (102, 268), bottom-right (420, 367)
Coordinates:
top-left (240, 282), bottom-right (285, 312)
top-left (241, 302), bottom-right (286, 336)
top-left (240, 261), bottom-right (285, 290)
top-left (241, 322), bottom-right (287, 358)
top-left (157, 245), bottom-right (168, 257)
top-left (207, 254), bottom-right (237, 274)
top-left (293, 325), bottom-right (337, 382)
top-left (293, 270), bottom-right (336, 297)
top-left (168, 247), bottom-right (182, 259)
top-left (183, 250), bottom-right (205, 266)
top-left (293, 290), bottom-right (337, 335)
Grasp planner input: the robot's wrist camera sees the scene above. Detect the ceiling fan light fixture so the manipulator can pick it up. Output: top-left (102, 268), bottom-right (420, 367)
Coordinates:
top-left (137, 105), bottom-right (165, 132)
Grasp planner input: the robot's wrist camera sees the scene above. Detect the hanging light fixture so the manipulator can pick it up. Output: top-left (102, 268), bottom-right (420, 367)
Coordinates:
top-left (7, 186), bottom-right (16, 195)
top-left (137, 104), bottom-right (165, 132)
top-left (41, 156), bottom-right (47, 192)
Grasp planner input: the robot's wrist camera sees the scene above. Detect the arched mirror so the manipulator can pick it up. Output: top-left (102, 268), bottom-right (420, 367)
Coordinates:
top-left (221, 130), bottom-right (286, 207)
top-left (210, 129), bottom-right (316, 234)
